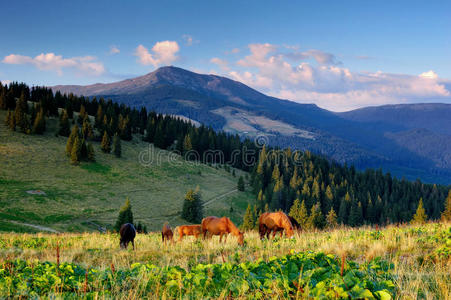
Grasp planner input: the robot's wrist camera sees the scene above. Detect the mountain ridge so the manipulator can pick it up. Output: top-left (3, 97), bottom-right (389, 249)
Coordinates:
top-left (51, 66), bottom-right (451, 184)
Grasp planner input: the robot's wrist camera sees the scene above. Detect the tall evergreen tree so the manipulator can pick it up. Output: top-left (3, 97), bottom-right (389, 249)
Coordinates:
top-left (32, 108), bottom-right (46, 134)
top-left (5, 110), bottom-right (15, 131)
top-left (441, 190), bottom-right (451, 221)
top-left (114, 198), bottom-right (134, 232)
top-left (58, 109), bottom-right (71, 137)
top-left (87, 142), bottom-right (95, 162)
top-left (307, 202), bottom-right (325, 230)
top-left (66, 125), bottom-right (79, 156)
top-left (101, 131), bottom-right (111, 153)
top-left (411, 198), bottom-right (427, 224)
top-left (70, 136), bottom-right (81, 165)
top-left (181, 187), bottom-right (203, 223)
top-left (242, 204), bottom-right (256, 231)
top-left (326, 208), bottom-right (338, 228)
top-left (289, 199), bottom-right (308, 230)
top-left (349, 201), bottom-right (363, 227)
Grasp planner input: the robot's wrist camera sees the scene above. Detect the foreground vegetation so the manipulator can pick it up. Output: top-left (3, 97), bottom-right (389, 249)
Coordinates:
top-left (0, 223), bottom-right (449, 298)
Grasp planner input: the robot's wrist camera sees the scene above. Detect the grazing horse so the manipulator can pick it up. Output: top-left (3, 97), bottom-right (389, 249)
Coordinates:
top-left (272, 216), bottom-right (300, 238)
top-left (119, 223), bottom-right (136, 249)
top-left (201, 216), bottom-right (244, 245)
top-left (259, 212), bottom-right (294, 239)
top-left (161, 222), bottom-right (174, 244)
top-left (177, 225), bottom-right (202, 242)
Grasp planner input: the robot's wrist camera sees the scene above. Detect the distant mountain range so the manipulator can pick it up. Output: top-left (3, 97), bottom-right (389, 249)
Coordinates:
top-left (52, 66), bottom-right (451, 184)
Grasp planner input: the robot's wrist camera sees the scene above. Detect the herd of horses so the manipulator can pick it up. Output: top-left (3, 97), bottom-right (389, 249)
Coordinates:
top-left (119, 211), bottom-right (300, 249)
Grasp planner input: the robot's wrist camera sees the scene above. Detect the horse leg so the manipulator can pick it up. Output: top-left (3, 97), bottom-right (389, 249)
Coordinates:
top-left (259, 224), bottom-right (266, 239)
top-left (131, 240), bottom-right (135, 250)
top-left (280, 230), bottom-right (283, 238)
top-left (219, 233), bottom-right (223, 243)
top-left (272, 230), bottom-right (277, 239)
top-left (224, 233), bottom-right (228, 243)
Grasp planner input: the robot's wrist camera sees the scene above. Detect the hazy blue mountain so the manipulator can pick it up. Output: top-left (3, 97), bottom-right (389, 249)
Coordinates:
top-left (52, 66), bottom-right (451, 184)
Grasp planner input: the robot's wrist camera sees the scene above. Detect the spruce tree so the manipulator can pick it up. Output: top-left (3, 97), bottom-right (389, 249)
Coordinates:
top-left (32, 109), bottom-right (46, 134)
top-left (289, 199), bottom-right (308, 230)
top-left (6, 110), bottom-right (15, 131)
top-left (101, 131), bottom-right (111, 153)
top-left (14, 98), bottom-right (30, 134)
top-left (82, 117), bottom-right (93, 140)
top-left (181, 187), bottom-right (203, 223)
top-left (242, 204), bottom-right (255, 230)
top-left (183, 134), bottom-right (192, 153)
top-left (113, 133), bottom-right (121, 158)
top-left (0, 85), bottom-right (5, 110)
top-left (59, 110), bottom-right (71, 137)
top-left (441, 190), bottom-right (451, 221)
top-left (114, 198), bottom-right (134, 232)
top-left (237, 176), bottom-right (245, 191)
top-left (326, 208), bottom-right (338, 228)
top-left (77, 105), bottom-right (86, 124)
top-left (70, 136), bottom-right (81, 165)
top-left (411, 198), bottom-right (427, 224)
top-left (349, 201), bottom-right (363, 227)
top-left (66, 125), bottom-right (79, 156)
top-left (307, 202), bottom-right (325, 230)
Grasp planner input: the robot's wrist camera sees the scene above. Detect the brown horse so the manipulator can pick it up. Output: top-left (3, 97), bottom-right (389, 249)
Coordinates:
top-left (272, 216), bottom-right (300, 238)
top-left (201, 216), bottom-right (244, 245)
top-left (177, 224), bottom-right (202, 241)
top-left (161, 222), bottom-right (174, 244)
top-left (259, 212), bottom-right (294, 239)
top-left (119, 223), bottom-right (136, 249)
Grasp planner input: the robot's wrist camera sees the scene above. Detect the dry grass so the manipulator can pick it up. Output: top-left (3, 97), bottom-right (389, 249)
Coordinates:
top-left (0, 222), bottom-right (449, 298)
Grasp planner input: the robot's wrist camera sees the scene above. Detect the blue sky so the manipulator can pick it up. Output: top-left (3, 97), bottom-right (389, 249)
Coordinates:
top-left (1, 0), bottom-right (450, 111)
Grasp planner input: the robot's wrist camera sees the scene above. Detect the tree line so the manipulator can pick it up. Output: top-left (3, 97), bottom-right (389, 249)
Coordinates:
top-left (1, 81), bottom-right (449, 228)
top-left (245, 147), bottom-right (449, 229)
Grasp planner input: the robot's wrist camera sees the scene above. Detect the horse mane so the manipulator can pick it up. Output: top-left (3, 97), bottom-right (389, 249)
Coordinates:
top-left (225, 217), bottom-right (240, 235)
top-left (280, 212), bottom-right (294, 231)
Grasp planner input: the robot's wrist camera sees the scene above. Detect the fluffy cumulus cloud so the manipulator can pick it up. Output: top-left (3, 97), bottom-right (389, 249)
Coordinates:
top-left (134, 41), bottom-right (180, 67)
top-left (212, 43), bottom-right (450, 111)
top-left (2, 53), bottom-right (105, 76)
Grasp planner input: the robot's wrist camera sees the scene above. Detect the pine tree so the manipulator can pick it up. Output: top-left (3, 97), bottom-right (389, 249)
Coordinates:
top-left (66, 125), bottom-right (79, 156)
top-left (32, 109), bottom-right (46, 134)
top-left (101, 131), bottom-right (111, 153)
top-left (0, 86), bottom-right (5, 110)
top-left (82, 117), bottom-right (93, 140)
top-left (349, 201), bottom-right (363, 227)
top-left (70, 136), bottom-right (81, 165)
top-left (114, 198), bottom-right (134, 232)
top-left (441, 190), bottom-right (451, 221)
top-left (6, 110), bottom-right (15, 131)
top-left (242, 204), bottom-right (255, 231)
top-left (14, 98), bottom-right (30, 134)
top-left (307, 202), bottom-right (325, 230)
top-left (411, 198), bottom-right (427, 224)
top-left (77, 105), bottom-right (86, 124)
top-left (237, 176), bottom-right (245, 191)
top-left (181, 187), bottom-right (203, 223)
top-left (326, 208), bottom-right (338, 228)
top-left (338, 192), bottom-right (351, 225)
top-left (113, 133), bottom-right (121, 158)
top-left (58, 110), bottom-right (71, 137)
top-left (289, 199), bottom-right (308, 230)
top-left (183, 134), bottom-right (192, 153)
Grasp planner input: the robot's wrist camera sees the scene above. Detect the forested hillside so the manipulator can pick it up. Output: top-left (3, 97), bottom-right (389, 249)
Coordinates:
top-left (0, 81), bottom-right (449, 231)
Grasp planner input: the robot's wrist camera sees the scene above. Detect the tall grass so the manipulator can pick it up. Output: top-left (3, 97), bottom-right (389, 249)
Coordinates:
top-left (0, 222), bottom-right (449, 298)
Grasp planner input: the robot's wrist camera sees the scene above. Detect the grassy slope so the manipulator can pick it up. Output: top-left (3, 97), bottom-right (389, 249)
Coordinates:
top-left (0, 110), bottom-right (254, 232)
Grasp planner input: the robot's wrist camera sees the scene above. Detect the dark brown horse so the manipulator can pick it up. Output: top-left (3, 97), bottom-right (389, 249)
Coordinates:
top-left (161, 222), bottom-right (174, 244)
top-left (259, 212), bottom-right (294, 239)
top-left (119, 223), bottom-right (136, 249)
top-left (177, 224), bottom-right (202, 241)
top-left (201, 216), bottom-right (244, 245)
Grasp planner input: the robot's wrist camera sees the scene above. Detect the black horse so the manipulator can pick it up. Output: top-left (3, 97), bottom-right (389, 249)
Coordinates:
top-left (119, 223), bottom-right (136, 249)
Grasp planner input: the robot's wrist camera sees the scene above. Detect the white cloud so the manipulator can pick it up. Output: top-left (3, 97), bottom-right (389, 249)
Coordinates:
top-left (134, 41), bottom-right (179, 67)
top-left (2, 52), bottom-right (105, 76)
top-left (0, 80), bottom-right (11, 86)
top-left (110, 45), bottom-right (120, 54)
top-left (217, 43), bottom-right (451, 111)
